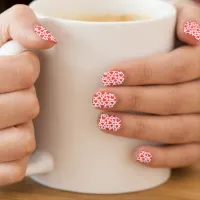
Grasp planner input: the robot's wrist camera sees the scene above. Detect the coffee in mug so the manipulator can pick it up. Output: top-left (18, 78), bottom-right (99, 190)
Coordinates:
top-left (56, 13), bottom-right (149, 22)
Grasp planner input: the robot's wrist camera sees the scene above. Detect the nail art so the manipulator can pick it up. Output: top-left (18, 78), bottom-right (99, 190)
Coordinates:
top-left (136, 150), bottom-right (153, 164)
top-left (102, 71), bottom-right (125, 86)
top-left (184, 21), bottom-right (200, 41)
top-left (92, 92), bottom-right (117, 109)
top-left (99, 114), bottom-right (122, 131)
top-left (34, 25), bottom-right (57, 43)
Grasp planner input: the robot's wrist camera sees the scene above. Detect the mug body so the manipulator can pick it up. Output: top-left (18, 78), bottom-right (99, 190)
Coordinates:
top-left (30, 0), bottom-right (176, 194)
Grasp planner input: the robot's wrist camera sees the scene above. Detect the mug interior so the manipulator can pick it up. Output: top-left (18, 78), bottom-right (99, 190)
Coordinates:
top-left (30, 0), bottom-right (176, 22)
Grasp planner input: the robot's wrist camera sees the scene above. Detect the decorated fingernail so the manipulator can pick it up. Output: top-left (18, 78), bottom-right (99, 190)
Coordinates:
top-left (184, 21), bottom-right (200, 41)
top-left (136, 150), bottom-right (153, 164)
top-left (92, 92), bottom-right (117, 109)
top-left (99, 114), bottom-right (121, 131)
top-left (102, 71), bottom-right (125, 86)
top-left (34, 25), bottom-right (57, 43)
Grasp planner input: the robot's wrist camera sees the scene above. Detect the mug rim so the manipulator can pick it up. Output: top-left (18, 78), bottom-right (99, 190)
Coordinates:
top-left (30, 0), bottom-right (177, 25)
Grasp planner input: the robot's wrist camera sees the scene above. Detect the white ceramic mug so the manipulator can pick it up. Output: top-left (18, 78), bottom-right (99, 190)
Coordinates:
top-left (0, 0), bottom-right (176, 194)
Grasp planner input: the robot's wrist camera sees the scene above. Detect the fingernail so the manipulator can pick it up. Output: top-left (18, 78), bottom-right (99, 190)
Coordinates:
top-left (92, 92), bottom-right (117, 109)
top-left (102, 71), bottom-right (125, 86)
top-left (136, 150), bottom-right (153, 164)
top-left (34, 25), bottom-right (57, 43)
top-left (99, 114), bottom-right (121, 131)
top-left (184, 21), bottom-right (200, 41)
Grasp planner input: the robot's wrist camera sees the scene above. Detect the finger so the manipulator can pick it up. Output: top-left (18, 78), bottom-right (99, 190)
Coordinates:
top-left (0, 156), bottom-right (29, 186)
top-left (0, 5), bottom-right (57, 49)
top-left (98, 113), bottom-right (200, 144)
top-left (0, 122), bottom-right (35, 162)
top-left (93, 80), bottom-right (200, 115)
top-left (0, 86), bottom-right (40, 129)
top-left (177, 3), bottom-right (200, 45)
top-left (134, 143), bottom-right (200, 168)
top-left (0, 51), bottom-right (40, 93)
top-left (102, 45), bottom-right (200, 86)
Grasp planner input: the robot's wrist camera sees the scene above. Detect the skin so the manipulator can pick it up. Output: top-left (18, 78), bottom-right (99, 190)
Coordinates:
top-left (0, 5), bottom-right (56, 186)
top-left (0, 1), bottom-right (199, 186)
top-left (96, 3), bottom-right (200, 168)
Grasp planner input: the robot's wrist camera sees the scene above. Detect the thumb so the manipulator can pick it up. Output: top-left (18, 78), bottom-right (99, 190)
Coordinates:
top-left (0, 5), bottom-right (57, 50)
top-left (176, 2), bottom-right (200, 45)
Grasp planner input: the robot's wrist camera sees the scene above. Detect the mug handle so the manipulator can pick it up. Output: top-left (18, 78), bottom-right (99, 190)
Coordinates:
top-left (0, 40), bottom-right (54, 176)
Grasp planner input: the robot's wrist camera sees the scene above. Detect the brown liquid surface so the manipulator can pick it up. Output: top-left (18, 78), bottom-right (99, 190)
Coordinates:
top-left (57, 14), bottom-right (149, 22)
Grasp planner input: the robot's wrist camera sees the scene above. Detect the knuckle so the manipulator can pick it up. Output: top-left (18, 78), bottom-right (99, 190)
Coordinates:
top-left (21, 53), bottom-right (40, 88)
top-left (161, 88), bottom-right (179, 115)
top-left (168, 62), bottom-right (187, 84)
top-left (9, 5), bottom-right (34, 42)
top-left (13, 165), bottom-right (26, 182)
top-left (167, 117), bottom-right (190, 144)
top-left (11, 4), bottom-right (32, 18)
top-left (168, 131), bottom-right (183, 144)
top-left (27, 91), bottom-right (40, 120)
top-left (22, 129), bottom-right (36, 156)
top-left (132, 119), bottom-right (147, 139)
top-left (129, 91), bottom-right (142, 111)
top-left (138, 60), bottom-right (153, 83)
top-left (177, 118), bottom-right (191, 143)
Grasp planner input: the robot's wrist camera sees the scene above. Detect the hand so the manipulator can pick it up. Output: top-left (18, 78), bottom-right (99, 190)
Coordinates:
top-left (93, 3), bottom-right (200, 168)
top-left (0, 5), bottom-right (56, 186)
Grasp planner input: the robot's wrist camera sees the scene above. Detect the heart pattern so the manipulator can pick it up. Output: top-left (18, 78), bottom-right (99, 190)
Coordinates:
top-left (92, 92), bottom-right (117, 109)
top-left (102, 71), bottom-right (125, 86)
top-left (34, 25), bottom-right (57, 43)
top-left (136, 150), bottom-right (153, 164)
top-left (184, 21), bottom-right (200, 41)
top-left (99, 114), bottom-right (121, 131)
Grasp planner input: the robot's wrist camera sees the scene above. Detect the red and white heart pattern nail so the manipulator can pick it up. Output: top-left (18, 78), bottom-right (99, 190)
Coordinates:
top-left (93, 92), bottom-right (117, 109)
top-left (102, 71), bottom-right (125, 86)
top-left (99, 114), bottom-right (121, 131)
top-left (136, 150), bottom-right (153, 164)
top-left (184, 21), bottom-right (200, 41)
top-left (34, 25), bottom-right (57, 43)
